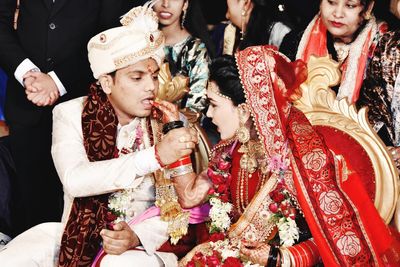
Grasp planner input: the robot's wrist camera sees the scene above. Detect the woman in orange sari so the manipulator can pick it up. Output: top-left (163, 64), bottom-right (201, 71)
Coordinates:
top-left (172, 45), bottom-right (399, 266)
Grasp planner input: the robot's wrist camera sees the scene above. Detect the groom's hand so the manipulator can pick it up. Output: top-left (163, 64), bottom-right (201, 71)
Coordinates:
top-left (100, 221), bottom-right (140, 255)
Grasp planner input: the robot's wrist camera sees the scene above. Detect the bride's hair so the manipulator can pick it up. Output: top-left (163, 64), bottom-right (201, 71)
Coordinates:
top-left (208, 55), bottom-right (245, 106)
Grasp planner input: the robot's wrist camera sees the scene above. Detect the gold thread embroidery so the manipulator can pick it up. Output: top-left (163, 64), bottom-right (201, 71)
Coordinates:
top-left (120, 7), bottom-right (158, 27)
top-left (88, 31), bottom-right (132, 50)
top-left (113, 35), bottom-right (164, 68)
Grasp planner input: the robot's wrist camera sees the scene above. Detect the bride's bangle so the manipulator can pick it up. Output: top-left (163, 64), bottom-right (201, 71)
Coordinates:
top-left (287, 239), bottom-right (320, 266)
top-left (165, 164), bottom-right (194, 178)
top-left (278, 247), bottom-right (291, 267)
top-left (167, 156), bottom-right (191, 169)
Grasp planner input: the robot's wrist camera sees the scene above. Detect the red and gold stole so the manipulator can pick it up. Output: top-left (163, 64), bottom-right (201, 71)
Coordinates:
top-left (58, 83), bottom-right (119, 267)
top-left (228, 46), bottom-right (304, 241)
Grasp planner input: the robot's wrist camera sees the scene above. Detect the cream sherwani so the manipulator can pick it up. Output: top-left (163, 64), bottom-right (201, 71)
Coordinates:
top-left (0, 97), bottom-right (177, 266)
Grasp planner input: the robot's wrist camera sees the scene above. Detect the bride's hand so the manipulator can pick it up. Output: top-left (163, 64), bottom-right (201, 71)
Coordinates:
top-left (240, 240), bottom-right (272, 266)
top-left (152, 100), bottom-right (180, 123)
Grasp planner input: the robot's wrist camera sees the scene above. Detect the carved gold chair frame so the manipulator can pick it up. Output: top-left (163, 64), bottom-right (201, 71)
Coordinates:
top-left (294, 55), bottom-right (399, 225)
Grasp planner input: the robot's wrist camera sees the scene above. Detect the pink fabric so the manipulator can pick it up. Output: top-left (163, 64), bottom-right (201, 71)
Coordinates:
top-left (91, 204), bottom-right (210, 266)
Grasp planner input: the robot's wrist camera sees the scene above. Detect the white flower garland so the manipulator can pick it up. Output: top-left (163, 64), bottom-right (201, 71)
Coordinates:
top-left (209, 196), bottom-right (233, 233)
top-left (277, 217), bottom-right (300, 247)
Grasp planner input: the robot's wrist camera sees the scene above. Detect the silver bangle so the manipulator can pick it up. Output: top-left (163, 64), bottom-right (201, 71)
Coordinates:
top-left (165, 164), bottom-right (193, 178)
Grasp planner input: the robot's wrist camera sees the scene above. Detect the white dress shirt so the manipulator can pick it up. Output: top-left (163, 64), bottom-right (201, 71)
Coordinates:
top-left (14, 58), bottom-right (67, 96)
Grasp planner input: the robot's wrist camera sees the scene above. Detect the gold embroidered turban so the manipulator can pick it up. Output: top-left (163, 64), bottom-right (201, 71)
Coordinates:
top-left (88, 1), bottom-right (165, 79)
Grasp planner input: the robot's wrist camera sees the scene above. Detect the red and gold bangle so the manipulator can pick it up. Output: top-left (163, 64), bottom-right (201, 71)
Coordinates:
top-left (167, 155), bottom-right (192, 169)
top-left (164, 156), bottom-right (193, 178)
top-left (154, 145), bottom-right (166, 168)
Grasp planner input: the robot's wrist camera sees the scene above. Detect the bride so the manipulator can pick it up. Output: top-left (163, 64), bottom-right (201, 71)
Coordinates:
top-left (160, 45), bottom-right (399, 266)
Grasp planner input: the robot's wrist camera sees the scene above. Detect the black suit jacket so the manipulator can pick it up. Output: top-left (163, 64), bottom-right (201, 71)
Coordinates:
top-left (0, 0), bottom-right (137, 125)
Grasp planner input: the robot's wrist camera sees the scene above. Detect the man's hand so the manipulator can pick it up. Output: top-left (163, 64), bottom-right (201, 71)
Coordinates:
top-left (23, 75), bottom-right (37, 93)
top-left (156, 127), bottom-right (198, 165)
top-left (100, 221), bottom-right (140, 255)
top-left (240, 240), bottom-right (271, 266)
top-left (23, 71), bottom-right (59, 106)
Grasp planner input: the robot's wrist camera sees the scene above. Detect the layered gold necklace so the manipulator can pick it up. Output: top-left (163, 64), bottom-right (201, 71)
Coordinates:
top-left (236, 139), bottom-right (270, 214)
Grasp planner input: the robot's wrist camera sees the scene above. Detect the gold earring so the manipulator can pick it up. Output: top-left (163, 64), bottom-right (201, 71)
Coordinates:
top-left (237, 106), bottom-right (257, 174)
top-left (236, 107), bottom-right (250, 144)
top-left (364, 12), bottom-right (371, 20)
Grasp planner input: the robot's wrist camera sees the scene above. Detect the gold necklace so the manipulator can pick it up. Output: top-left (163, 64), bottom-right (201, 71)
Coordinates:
top-left (236, 168), bottom-right (271, 214)
top-left (209, 137), bottom-right (236, 160)
top-left (236, 167), bottom-right (249, 214)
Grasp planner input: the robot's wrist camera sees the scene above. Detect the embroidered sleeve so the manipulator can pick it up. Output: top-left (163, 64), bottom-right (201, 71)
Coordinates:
top-left (357, 31), bottom-right (396, 143)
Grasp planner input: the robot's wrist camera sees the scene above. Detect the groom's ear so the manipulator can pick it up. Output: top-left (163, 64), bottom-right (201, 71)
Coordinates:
top-left (98, 75), bottom-right (113, 95)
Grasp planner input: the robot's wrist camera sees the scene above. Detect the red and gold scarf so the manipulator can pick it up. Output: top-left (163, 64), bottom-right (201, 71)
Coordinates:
top-left (58, 83), bottom-right (119, 267)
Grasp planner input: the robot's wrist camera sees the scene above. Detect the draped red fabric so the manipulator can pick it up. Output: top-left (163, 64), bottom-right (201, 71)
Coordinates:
top-left (272, 51), bottom-right (307, 101)
top-left (299, 16), bottom-right (328, 63)
top-left (229, 145), bottom-right (262, 211)
top-left (341, 163), bottom-right (400, 266)
top-left (298, 15), bottom-right (385, 104)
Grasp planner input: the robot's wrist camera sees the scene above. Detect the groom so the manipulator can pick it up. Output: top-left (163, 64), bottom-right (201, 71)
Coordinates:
top-left (0, 4), bottom-right (198, 267)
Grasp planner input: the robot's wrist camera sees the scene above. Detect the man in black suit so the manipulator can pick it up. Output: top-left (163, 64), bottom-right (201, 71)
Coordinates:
top-left (0, 0), bottom-right (139, 236)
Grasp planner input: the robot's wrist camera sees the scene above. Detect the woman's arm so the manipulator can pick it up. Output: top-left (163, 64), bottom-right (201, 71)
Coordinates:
top-left (171, 170), bottom-right (211, 209)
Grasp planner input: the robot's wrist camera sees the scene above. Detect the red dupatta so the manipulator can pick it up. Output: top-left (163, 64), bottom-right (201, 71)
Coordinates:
top-left (235, 45), bottom-right (399, 266)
